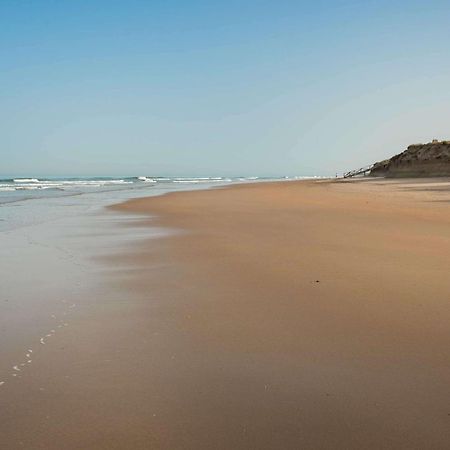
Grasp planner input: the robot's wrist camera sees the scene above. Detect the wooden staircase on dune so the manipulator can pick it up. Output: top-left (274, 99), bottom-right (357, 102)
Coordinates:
top-left (343, 164), bottom-right (374, 178)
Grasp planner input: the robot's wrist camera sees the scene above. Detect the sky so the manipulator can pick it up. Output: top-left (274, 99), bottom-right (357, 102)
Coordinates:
top-left (1, 0), bottom-right (450, 177)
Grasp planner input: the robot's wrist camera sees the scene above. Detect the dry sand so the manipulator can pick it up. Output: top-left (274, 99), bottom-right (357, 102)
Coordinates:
top-left (108, 177), bottom-right (450, 449)
top-left (2, 178), bottom-right (450, 449)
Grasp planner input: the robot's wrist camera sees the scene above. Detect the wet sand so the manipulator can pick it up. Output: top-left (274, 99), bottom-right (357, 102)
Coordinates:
top-left (2, 178), bottom-right (450, 449)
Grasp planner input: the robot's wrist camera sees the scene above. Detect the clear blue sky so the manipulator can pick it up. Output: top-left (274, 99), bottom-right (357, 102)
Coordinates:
top-left (2, 0), bottom-right (450, 177)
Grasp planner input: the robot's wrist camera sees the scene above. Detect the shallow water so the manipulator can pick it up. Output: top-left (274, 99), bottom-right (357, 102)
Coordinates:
top-left (0, 179), bottom-right (239, 387)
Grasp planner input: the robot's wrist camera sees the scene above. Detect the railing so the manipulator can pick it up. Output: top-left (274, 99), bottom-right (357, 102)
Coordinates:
top-left (343, 164), bottom-right (374, 178)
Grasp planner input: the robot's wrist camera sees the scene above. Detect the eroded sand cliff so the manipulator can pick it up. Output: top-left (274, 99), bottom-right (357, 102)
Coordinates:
top-left (371, 140), bottom-right (450, 177)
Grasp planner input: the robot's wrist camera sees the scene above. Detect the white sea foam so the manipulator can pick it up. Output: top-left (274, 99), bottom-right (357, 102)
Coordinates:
top-left (0, 178), bottom-right (136, 194)
top-left (60, 180), bottom-right (132, 186)
top-left (14, 178), bottom-right (40, 183)
top-left (179, 177), bottom-right (233, 183)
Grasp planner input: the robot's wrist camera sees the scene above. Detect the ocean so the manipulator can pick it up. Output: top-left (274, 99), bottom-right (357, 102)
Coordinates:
top-left (0, 176), bottom-right (249, 205)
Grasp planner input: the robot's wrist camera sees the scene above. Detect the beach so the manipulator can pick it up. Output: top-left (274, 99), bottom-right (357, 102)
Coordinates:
top-left (109, 178), bottom-right (450, 449)
top-left (1, 178), bottom-right (450, 449)
top-left (4, 1), bottom-right (450, 448)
